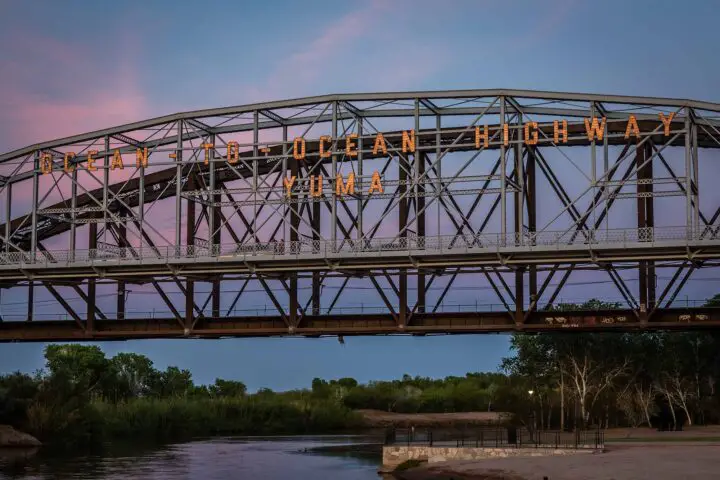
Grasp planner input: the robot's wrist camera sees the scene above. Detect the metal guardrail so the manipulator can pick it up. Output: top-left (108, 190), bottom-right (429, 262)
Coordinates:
top-left (0, 226), bottom-right (717, 268)
top-left (385, 427), bottom-right (604, 450)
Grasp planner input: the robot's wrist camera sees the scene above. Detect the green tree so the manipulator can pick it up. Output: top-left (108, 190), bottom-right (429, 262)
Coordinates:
top-left (108, 352), bottom-right (157, 400)
top-left (209, 378), bottom-right (247, 398)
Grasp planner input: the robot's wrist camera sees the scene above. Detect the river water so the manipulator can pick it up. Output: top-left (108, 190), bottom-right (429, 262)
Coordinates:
top-left (0, 436), bottom-right (384, 479)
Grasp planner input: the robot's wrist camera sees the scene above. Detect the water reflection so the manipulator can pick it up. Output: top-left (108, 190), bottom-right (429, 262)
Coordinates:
top-left (0, 436), bottom-right (382, 479)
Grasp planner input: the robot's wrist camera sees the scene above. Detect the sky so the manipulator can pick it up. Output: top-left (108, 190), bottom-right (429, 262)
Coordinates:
top-left (1, 0), bottom-right (720, 391)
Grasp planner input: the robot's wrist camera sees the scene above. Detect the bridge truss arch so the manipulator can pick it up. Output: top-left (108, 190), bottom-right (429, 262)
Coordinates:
top-left (2, 89), bottom-right (720, 341)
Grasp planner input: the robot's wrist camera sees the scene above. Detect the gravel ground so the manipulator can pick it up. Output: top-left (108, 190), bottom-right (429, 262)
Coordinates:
top-left (400, 445), bottom-right (720, 480)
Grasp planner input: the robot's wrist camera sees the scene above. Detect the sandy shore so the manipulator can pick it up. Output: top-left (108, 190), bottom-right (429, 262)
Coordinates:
top-left (398, 445), bottom-right (720, 480)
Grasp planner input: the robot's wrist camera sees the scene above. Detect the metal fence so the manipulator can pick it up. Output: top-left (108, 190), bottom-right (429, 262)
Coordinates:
top-left (2, 226), bottom-right (717, 269)
top-left (384, 427), bottom-right (604, 450)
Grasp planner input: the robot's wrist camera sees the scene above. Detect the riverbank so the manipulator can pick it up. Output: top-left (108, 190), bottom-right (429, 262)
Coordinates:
top-left (394, 444), bottom-right (720, 480)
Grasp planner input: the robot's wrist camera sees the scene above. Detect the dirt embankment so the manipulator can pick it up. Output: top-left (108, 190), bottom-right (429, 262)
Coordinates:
top-left (396, 444), bottom-right (720, 480)
top-left (358, 410), bottom-right (511, 428)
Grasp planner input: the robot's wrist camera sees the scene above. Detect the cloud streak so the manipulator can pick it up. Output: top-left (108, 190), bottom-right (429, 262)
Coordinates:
top-left (0, 30), bottom-right (149, 151)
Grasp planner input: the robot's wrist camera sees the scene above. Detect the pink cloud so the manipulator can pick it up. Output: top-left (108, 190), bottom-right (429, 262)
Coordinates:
top-left (0, 30), bottom-right (149, 151)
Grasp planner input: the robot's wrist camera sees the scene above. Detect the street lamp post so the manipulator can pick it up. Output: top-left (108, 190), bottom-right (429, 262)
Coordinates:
top-left (528, 389), bottom-right (536, 442)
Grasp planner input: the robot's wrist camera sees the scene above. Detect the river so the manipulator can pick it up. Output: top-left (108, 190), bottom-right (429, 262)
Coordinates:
top-left (0, 435), bottom-right (385, 479)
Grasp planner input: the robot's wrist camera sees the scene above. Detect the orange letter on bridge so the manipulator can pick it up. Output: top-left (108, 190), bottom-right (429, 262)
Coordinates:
top-left (283, 175), bottom-right (296, 197)
top-left (227, 141), bottom-right (239, 164)
top-left (293, 137), bottom-right (306, 160)
top-left (64, 152), bottom-right (76, 173)
top-left (310, 175), bottom-right (323, 197)
top-left (475, 125), bottom-right (489, 148)
top-left (111, 150), bottom-right (125, 170)
top-left (136, 147), bottom-right (148, 168)
top-left (659, 112), bottom-right (675, 136)
top-left (624, 114), bottom-right (640, 140)
top-left (368, 170), bottom-right (383, 194)
top-left (584, 117), bottom-right (606, 141)
top-left (372, 133), bottom-right (387, 155)
top-left (202, 143), bottom-right (214, 165)
top-left (336, 173), bottom-right (355, 196)
top-left (402, 130), bottom-right (415, 153)
top-left (553, 120), bottom-right (568, 144)
top-left (345, 134), bottom-right (358, 157)
top-left (319, 136), bottom-right (332, 158)
top-left (40, 153), bottom-right (52, 174)
top-left (87, 150), bottom-right (98, 171)
top-left (524, 122), bottom-right (539, 145)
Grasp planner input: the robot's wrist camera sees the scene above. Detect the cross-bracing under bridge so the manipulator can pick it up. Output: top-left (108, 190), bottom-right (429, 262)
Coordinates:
top-left (2, 89), bottom-right (720, 342)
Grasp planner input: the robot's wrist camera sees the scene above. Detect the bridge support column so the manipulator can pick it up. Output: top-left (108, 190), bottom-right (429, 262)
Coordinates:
top-left (185, 178), bottom-right (195, 329)
top-left (399, 151), bottom-right (408, 327)
top-left (637, 142), bottom-right (655, 323)
top-left (417, 153), bottom-right (426, 314)
top-left (290, 153), bottom-right (300, 326)
top-left (117, 221), bottom-right (126, 320)
top-left (88, 222), bottom-right (97, 333)
top-left (312, 182), bottom-right (321, 316)
top-left (527, 147), bottom-right (537, 303)
top-left (514, 116), bottom-right (525, 325)
top-left (26, 281), bottom-right (33, 322)
top-left (211, 136), bottom-right (221, 319)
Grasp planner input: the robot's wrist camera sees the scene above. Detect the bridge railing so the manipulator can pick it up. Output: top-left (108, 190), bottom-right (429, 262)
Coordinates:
top-left (0, 226), bottom-right (716, 268)
top-left (0, 300), bottom-right (715, 322)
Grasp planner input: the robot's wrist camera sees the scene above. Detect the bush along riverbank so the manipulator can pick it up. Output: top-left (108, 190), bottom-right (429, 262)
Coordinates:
top-left (22, 395), bottom-right (365, 449)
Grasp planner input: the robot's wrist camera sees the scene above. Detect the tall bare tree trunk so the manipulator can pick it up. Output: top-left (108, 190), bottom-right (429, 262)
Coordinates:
top-left (560, 369), bottom-right (565, 431)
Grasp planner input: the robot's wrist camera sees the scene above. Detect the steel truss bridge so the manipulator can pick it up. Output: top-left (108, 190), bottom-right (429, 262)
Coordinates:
top-left (2, 89), bottom-right (720, 342)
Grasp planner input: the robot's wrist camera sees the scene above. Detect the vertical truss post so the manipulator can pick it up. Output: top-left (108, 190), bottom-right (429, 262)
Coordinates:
top-left (436, 114), bottom-right (441, 238)
top-left (399, 131), bottom-right (409, 327)
top-left (103, 135), bottom-right (110, 243)
top-left (88, 222), bottom-right (97, 333)
top-left (70, 167), bottom-right (77, 258)
top-left (590, 103), bottom-right (597, 227)
top-left (4, 183), bottom-right (10, 254)
top-left (357, 118), bottom-right (364, 241)
top-left (27, 281), bottom-right (33, 322)
top-left (185, 176), bottom-right (195, 329)
top-left (117, 221), bottom-right (127, 319)
top-left (210, 133), bottom-right (220, 318)
top-left (415, 100), bottom-right (425, 314)
top-left (514, 109), bottom-right (524, 324)
top-left (500, 97), bottom-right (507, 240)
top-left (527, 147), bottom-right (537, 302)
top-left (637, 142), bottom-right (655, 322)
top-left (685, 109), bottom-right (692, 235)
top-left (175, 120), bottom-right (184, 248)
top-left (289, 129), bottom-right (299, 326)
top-left (312, 146), bottom-right (321, 316)
top-left (138, 131), bottom-right (145, 249)
top-left (331, 101), bottom-right (338, 249)
top-left (417, 143), bottom-right (426, 315)
top-left (282, 125), bottom-right (288, 243)
top-left (692, 113), bottom-right (699, 233)
top-left (31, 151), bottom-right (39, 260)
top-left (253, 111), bottom-right (259, 243)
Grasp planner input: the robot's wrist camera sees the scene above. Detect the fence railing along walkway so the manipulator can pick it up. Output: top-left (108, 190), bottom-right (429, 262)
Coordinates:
top-left (384, 427), bottom-right (604, 450)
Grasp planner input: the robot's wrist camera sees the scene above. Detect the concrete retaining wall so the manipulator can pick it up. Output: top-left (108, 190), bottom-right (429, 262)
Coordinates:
top-left (382, 445), bottom-right (597, 469)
